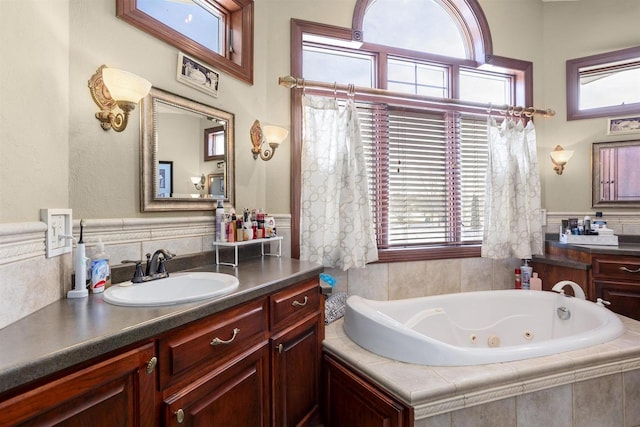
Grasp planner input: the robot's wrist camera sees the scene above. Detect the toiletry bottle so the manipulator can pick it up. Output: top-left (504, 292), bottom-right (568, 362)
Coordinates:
top-left (226, 215), bottom-right (235, 243)
top-left (215, 200), bottom-right (226, 242)
top-left (514, 268), bottom-right (522, 289)
top-left (243, 209), bottom-right (253, 240)
top-left (530, 272), bottom-right (542, 291)
top-left (90, 238), bottom-right (110, 293)
top-left (521, 260), bottom-right (532, 290)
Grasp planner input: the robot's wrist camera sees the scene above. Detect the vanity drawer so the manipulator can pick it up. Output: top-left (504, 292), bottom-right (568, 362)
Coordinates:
top-left (270, 278), bottom-right (320, 331)
top-left (592, 256), bottom-right (640, 281)
top-left (159, 297), bottom-right (268, 389)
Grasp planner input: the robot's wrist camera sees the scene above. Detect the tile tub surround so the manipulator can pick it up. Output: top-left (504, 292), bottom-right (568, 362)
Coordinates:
top-left (323, 315), bottom-right (640, 426)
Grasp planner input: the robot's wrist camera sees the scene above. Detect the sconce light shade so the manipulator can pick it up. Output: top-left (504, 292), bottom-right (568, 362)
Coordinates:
top-left (191, 174), bottom-right (206, 191)
top-left (101, 68), bottom-right (152, 104)
top-left (250, 120), bottom-right (288, 161)
top-left (88, 65), bottom-right (151, 133)
top-left (550, 145), bottom-right (574, 175)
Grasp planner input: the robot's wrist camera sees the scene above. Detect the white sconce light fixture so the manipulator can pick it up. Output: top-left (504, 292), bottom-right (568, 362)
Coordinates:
top-left (88, 65), bottom-right (151, 132)
top-left (191, 174), bottom-right (206, 191)
top-left (550, 145), bottom-right (575, 175)
top-left (250, 120), bottom-right (288, 161)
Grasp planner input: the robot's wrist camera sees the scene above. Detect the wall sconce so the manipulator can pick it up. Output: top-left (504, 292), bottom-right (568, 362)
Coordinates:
top-left (550, 145), bottom-right (575, 175)
top-left (191, 174), bottom-right (206, 190)
top-left (88, 65), bottom-right (151, 132)
top-left (250, 120), bottom-right (288, 161)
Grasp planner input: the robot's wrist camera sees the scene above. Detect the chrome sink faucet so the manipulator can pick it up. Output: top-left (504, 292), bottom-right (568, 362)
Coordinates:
top-left (551, 280), bottom-right (586, 300)
top-left (122, 249), bottom-right (176, 283)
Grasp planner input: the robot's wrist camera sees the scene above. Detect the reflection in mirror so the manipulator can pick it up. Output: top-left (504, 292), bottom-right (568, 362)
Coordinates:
top-left (592, 140), bottom-right (640, 208)
top-left (140, 87), bottom-right (234, 211)
top-left (567, 45), bottom-right (640, 120)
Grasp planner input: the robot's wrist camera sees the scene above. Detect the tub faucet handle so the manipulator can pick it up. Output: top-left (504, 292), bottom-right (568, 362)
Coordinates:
top-left (596, 298), bottom-right (611, 307)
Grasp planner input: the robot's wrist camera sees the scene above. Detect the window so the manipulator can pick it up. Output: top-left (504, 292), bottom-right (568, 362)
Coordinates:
top-left (290, 0), bottom-right (531, 261)
top-left (117, 0), bottom-right (254, 84)
top-left (567, 45), bottom-right (640, 120)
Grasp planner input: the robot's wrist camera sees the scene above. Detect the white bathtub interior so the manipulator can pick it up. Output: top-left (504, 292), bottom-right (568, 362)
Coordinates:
top-left (343, 290), bottom-right (625, 366)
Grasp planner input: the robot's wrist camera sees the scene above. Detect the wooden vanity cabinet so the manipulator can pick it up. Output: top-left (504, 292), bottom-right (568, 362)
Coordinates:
top-left (0, 275), bottom-right (324, 427)
top-left (533, 243), bottom-right (640, 320)
top-left (323, 354), bottom-right (413, 427)
top-left (0, 342), bottom-right (157, 427)
top-left (160, 276), bottom-right (324, 427)
top-left (592, 255), bottom-right (640, 320)
top-left (270, 278), bottom-right (324, 427)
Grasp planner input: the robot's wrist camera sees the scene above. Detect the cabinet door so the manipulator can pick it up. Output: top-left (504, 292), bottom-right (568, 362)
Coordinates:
top-left (0, 342), bottom-right (157, 427)
top-left (594, 280), bottom-right (640, 320)
top-left (271, 314), bottom-right (322, 427)
top-left (163, 343), bottom-right (270, 427)
top-left (323, 354), bottom-right (412, 427)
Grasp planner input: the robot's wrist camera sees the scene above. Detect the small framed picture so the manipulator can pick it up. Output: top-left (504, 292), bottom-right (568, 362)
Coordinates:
top-left (607, 115), bottom-right (640, 135)
top-left (158, 161), bottom-right (173, 198)
top-left (177, 51), bottom-right (219, 97)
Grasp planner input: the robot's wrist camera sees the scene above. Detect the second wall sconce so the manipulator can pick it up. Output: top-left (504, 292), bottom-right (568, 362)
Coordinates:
top-left (250, 120), bottom-right (288, 161)
top-left (550, 145), bottom-right (575, 175)
top-left (88, 65), bottom-right (151, 132)
top-left (191, 174), bottom-right (206, 191)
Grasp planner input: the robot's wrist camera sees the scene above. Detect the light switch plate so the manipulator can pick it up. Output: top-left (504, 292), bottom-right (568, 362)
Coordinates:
top-left (40, 209), bottom-right (73, 258)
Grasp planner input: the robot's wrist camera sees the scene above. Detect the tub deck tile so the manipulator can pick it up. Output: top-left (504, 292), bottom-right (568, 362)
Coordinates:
top-left (323, 316), bottom-right (640, 420)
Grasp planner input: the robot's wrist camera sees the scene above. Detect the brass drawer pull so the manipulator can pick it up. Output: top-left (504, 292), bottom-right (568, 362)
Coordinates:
top-left (619, 266), bottom-right (640, 273)
top-left (292, 296), bottom-right (308, 307)
top-left (175, 408), bottom-right (185, 424)
top-left (146, 356), bottom-right (157, 374)
top-left (210, 328), bottom-right (240, 346)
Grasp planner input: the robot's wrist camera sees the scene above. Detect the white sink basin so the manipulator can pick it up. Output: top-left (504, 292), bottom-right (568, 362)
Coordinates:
top-left (103, 272), bottom-right (239, 307)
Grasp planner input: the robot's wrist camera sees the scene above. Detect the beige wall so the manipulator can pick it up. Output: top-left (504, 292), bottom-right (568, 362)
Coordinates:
top-left (2, 0), bottom-right (639, 223)
top-left (1, 0), bottom-right (640, 327)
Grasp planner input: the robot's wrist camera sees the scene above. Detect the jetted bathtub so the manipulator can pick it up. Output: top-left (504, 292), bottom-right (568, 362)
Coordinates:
top-left (343, 290), bottom-right (625, 366)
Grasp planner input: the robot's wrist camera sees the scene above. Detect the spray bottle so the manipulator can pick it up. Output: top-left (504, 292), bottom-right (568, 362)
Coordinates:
top-left (521, 259), bottom-right (533, 290)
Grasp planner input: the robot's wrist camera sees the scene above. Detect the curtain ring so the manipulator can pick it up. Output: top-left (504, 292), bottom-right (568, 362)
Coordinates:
top-left (525, 107), bottom-right (535, 118)
top-left (347, 83), bottom-right (355, 98)
top-left (487, 102), bottom-right (493, 115)
top-left (301, 78), bottom-right (306, 96)
top-left (333, 82), bottom-right (338, 100)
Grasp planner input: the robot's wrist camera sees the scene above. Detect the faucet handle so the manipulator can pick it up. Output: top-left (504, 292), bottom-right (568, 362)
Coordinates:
top-left (157, 258), bottom-right (168, 274)
top-left (122, 259), bottom-right (145, 282)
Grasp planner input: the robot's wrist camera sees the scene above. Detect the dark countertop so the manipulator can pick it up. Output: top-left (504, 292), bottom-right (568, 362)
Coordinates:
top-left (0, 257), bottom-right (323, 395)
top-left (545, 240), bottom-right (640, 256)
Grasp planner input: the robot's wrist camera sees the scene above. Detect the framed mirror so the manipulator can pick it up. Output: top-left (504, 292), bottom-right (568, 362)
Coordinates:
top-left (567, 45), bottom-right (640, 120)
top-left (116, 0), bottom-right (254, 84)
top-left (592, 140), bottom-right (640, 208)
top-left (140, 87), bottom-right (235, 211)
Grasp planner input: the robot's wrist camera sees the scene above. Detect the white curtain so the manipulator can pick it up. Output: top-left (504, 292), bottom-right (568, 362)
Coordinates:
top-left (481, 117), bottom-right (543, 260)
top-left (300, 95), bottom-right (378, 270)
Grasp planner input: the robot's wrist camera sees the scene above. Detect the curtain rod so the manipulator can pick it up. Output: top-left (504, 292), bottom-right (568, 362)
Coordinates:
top-left (278, 75), bottom-right (555, 118)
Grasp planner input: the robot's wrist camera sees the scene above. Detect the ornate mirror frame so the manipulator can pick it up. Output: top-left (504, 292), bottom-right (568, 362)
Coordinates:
top-left (592, 139), bottom-right (640, 208)
top-left (140, 87), bottom-right (235, 211)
